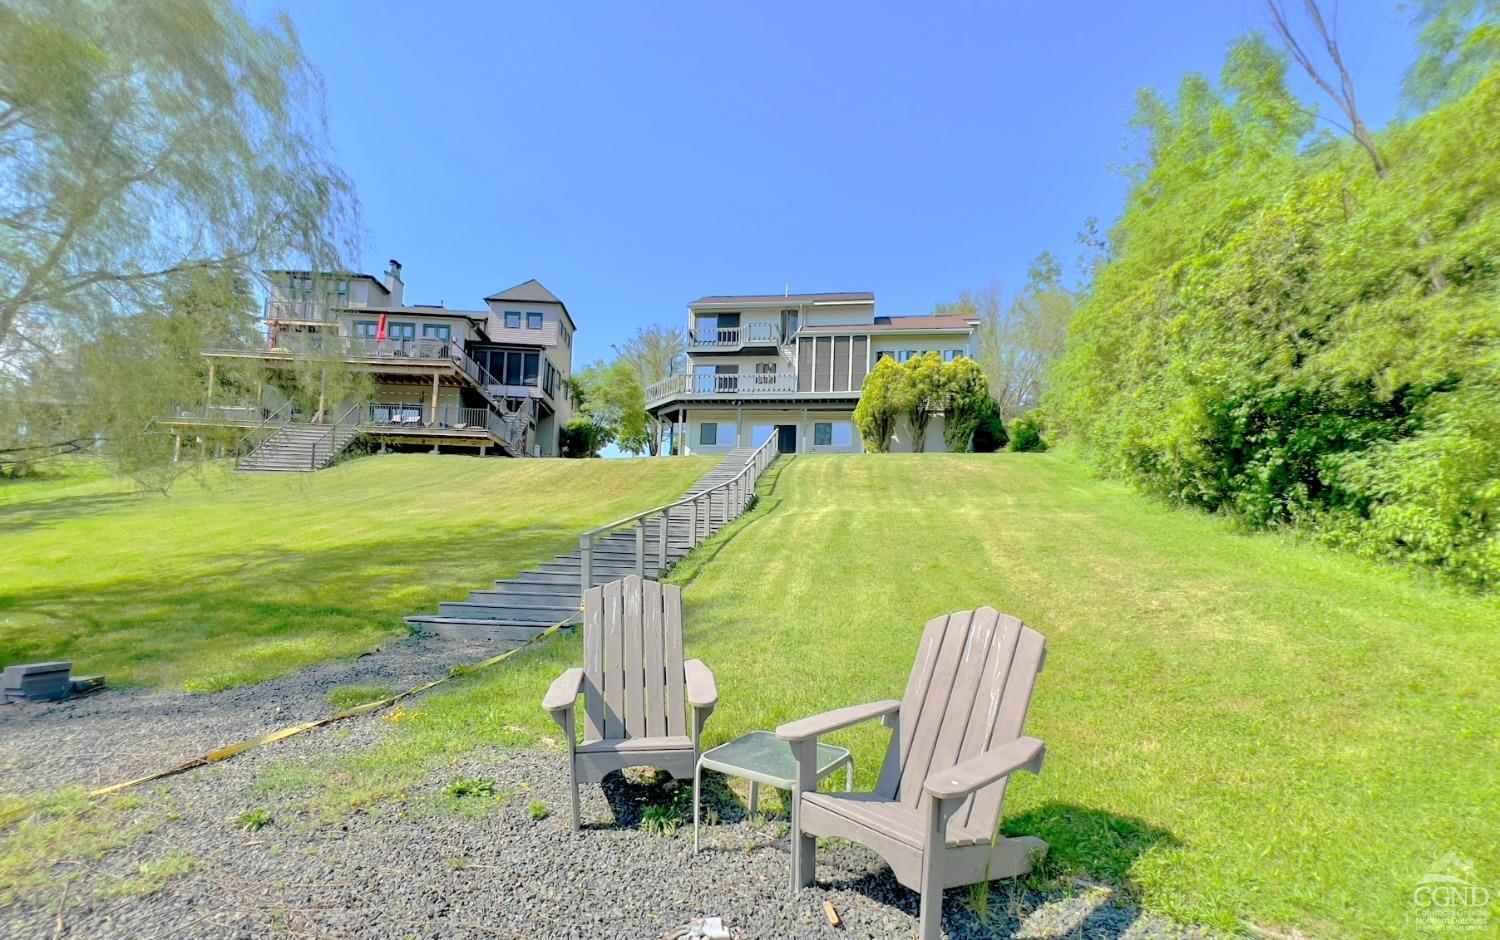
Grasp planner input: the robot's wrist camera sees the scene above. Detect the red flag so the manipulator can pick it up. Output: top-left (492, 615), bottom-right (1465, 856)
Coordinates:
top-left (375, 313), bottom-right (388, 341)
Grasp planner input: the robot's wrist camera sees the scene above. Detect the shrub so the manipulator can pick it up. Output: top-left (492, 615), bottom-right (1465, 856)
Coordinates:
top-left (1009, 412), bottom-right (1047, 452)
top-left (854, 357), bottom-right (903, 452)
top-left (559, 416), bottom-right (609, 458)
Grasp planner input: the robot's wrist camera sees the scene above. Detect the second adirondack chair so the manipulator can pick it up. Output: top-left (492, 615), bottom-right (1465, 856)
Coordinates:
top-left (775, 606), bottom-right (1048, 940)
top-left (542, 575), bottom-right (718, 832)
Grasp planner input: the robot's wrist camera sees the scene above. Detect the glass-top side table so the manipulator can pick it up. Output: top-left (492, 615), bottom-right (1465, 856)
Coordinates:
top-left (692, 730), bottom-right (854, 852)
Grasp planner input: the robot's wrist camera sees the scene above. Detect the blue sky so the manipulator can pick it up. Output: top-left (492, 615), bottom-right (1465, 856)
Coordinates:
top-left (262, 1), bottom-right (1422, 368)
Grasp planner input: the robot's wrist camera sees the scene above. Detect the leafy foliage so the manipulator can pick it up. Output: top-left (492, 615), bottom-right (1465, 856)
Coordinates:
top-left (853, 356), bottom-right (903, 452)
top-left (1048, 37), bottom-right (1500, 589)
top-left (943, 357), bottom-right (1007, 452)
top-left (856, 353), bottom-right (1006, 453)
top-left (574, 359), bottom-right (649, 455)
top-left (1009, 412), bottom-right (1047, 453)
top-left (559, 415), bottom-right (609, 458)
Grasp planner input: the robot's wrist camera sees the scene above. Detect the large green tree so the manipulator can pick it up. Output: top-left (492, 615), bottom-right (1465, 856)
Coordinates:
top-left (0, 0), bottom-right (358, 471)
top-left (1048, 26), bottom-right (1500, 589)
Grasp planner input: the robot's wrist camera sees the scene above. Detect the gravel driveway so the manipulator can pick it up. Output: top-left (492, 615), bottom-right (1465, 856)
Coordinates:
top-left (1, 673), bottom-right (1221, 940)
top-left (0, 632), bottom-right (498, 795)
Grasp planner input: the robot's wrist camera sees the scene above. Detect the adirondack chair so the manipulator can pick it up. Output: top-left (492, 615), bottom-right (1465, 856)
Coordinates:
top-left (542, 575), bottom-right (718, 832)
top-left (775, 607), bottom-right (1048, 940)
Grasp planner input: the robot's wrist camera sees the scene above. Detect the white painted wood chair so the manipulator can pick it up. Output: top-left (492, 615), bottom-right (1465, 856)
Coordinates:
top-left (776, 606), bottom-right (1048, 940)
top-left (543, 575), bottom-right (718, 832)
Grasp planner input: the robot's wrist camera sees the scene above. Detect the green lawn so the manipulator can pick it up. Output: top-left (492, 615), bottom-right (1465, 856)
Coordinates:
top-left (264, 453), bottom-right (1499, 938)
top-left (0, 455), bottom-right (711, 690)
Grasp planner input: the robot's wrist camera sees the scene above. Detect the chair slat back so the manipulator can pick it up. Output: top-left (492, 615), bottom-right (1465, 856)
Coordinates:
top-left (875, 607), bottom-right (1045, 838)
top-left (581, 576), bottom-right (686, 742)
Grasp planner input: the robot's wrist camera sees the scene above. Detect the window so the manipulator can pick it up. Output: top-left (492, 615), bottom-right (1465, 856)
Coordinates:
top-left (751, 424), bottom-right (774, 446)
top-left (875, 350), bottom-right (893, 362)
top-left (504, 311), bottom-right (521, 329)
top-left (699, 423), bottom-right (718, 446)
top-left (814, 422), bottom-right (832, 446)
top-left (526, 312), bottom-right (543, 330)
top-left (943, 349), bottom-right (965, 362)
top-left (388, 322), bottom-right (416, 340)
top-left (896, 349), bottom-right (917, 363)
top-left (755, 362), bottom-right (778, 385)
top-left (421, 323), bottom-right (451, 341)
top-left (354, 320), bottom-right (379, 338)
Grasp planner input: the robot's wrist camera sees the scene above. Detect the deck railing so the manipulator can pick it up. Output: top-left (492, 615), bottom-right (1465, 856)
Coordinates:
top-left (688, 322), bottom-right (781, 347)
top-left (645, 370), bottom-right (799, 406)
top-left (576, 435), bottom-right (781, 598)
top-left (264, 299), bottom-right (335, 322)
top-left (231, 401), bottom-right (293, 468)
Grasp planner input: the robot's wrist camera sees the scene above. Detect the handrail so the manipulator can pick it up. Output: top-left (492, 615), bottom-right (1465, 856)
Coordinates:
top-left (577, 434), bottom-right (781, 595)
top-left (309, 403), bottom-right (360, 470)
top-left (231, 401), bottom-right (293, 468)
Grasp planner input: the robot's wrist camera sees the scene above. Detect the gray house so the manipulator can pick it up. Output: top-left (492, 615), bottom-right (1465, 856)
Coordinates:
top-left (647, 291), bottom-right (979, 454)
top-left (168, 262), bottom-right (578, 461)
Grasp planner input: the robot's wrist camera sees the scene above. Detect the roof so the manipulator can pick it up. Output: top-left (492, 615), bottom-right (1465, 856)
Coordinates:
top-left (688, 291), bottom-right (874, 307)
top-left (799, 315), bottom-right (979, 334)
top-left (344, 305), bottom-right (488, 322)
top-left (264, 269), bottom-right (390, 293)
top-left (484, 279), bottom-right (576, 330)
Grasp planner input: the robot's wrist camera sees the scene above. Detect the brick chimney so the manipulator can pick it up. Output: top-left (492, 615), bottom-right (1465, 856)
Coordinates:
top-left (385, 259), bottom-right (404, 307)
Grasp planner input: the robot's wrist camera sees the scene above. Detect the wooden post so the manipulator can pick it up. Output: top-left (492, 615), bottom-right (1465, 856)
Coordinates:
top-left (205, 361), bottom-right (216, 409)
top-left (688, 498), bottom-right (699, 547)
top-left (657, 512), bottom-right (669, 570)
top-left (580, 533), bottom-right (593, 597)
top-left (634, 520), bottom-right (646, 577)
top-left (172, 431), bottom-right (182, 464)
top-left (430, 371), bottom-right (439, 419)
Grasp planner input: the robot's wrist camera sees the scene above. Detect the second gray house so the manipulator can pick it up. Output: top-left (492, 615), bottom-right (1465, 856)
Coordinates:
top-left (647, 291), bottom-right (979, 454)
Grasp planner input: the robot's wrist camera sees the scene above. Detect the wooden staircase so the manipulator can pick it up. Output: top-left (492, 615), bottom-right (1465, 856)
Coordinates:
top-left (237, 422), bottom-right (362, 473)
top-left (405, 446), bottom-right (766, 643)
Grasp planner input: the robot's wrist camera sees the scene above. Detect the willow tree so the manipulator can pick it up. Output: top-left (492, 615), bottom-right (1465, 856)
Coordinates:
top-left (0, 0), bottom-right (358, 466)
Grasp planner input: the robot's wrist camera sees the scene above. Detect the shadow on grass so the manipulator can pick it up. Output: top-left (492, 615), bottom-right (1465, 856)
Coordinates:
top-left (0, 522), bottom-right (583, 688)
top-left (811, 803), bottom-right (1177, 938)
top-left (0, 491), bottom-right (148, 535)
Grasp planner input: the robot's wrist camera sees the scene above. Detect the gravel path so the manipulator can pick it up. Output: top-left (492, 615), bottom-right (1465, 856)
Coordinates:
top-left (0, 632), bottom-right (499, 795)
top-left (0, 687), bottom-right (1222, 940)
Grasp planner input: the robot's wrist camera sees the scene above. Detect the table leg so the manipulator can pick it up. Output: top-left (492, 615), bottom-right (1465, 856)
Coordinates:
top-left (845, 757), bottom-right (854, 792)
top-left (693, 760), bottom-right (703, 853)
top-left (749, 780), bottom-right (759, 817)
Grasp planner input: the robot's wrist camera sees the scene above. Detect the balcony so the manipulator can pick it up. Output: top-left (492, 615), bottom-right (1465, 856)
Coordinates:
top-left (646, 370), bottom-right (800, 407)
top-left (687, 322), bottom-right (782, 351)
top-left (264, 299), bottom-right (336, 323)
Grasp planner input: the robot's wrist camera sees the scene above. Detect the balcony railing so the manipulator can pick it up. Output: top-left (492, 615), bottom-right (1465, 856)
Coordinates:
top-left (688, 322), bottom-right (782, 347)
top-left (362, 402), bottom-right (529, 450)
top-left (646, 370), bottom-right (800, 405)
top-left (264, 299), bottom-right (336, 322)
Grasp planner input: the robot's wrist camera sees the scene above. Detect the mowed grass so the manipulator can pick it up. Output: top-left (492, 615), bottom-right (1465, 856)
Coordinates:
top-left (0, 455), bottom-right (711, 690)
top-left (264, 453), bottom-right (1500, 938)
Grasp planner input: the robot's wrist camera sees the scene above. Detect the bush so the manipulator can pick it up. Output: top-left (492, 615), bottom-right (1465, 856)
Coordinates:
top-left (1009, 412), bottom-right (1046, 452)
top-left (559, 416), bottom-right (609, 458)
top-left (1046, 58), bottom-right (1499, 589)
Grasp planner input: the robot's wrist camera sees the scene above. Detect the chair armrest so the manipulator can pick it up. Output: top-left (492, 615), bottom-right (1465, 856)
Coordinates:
top-left (684, 659), bottom-right (718, 709)
top-left (542, 667), bottom-right (584, 713)
top-left (776, 699), bottom-right (901, 743)
top-left (924, 736), bottom-right (1045, 800)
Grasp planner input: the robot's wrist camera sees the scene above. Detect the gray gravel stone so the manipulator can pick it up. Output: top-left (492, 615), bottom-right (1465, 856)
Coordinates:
top-left (1, 709), bottom-right (1224, 939)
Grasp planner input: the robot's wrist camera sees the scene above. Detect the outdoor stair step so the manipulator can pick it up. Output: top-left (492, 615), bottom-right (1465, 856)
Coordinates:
top-left (403, 617), bottom-right (571, 642)
top-left (467, 589), bottom-right (581, 605)
top-left (483, 583), bottom-right (582, 597)
top-left (437, 601), bottom-right (580, 622)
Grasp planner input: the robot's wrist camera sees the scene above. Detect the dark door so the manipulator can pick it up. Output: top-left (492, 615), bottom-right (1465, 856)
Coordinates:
top-left (777, 425), bottom-right (797, 453)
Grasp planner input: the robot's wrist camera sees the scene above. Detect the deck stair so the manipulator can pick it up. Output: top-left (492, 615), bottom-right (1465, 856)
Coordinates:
top-left (405, 444), bottom-right (772, 644)
top-left (237, 421), bottom-right (362, 473)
